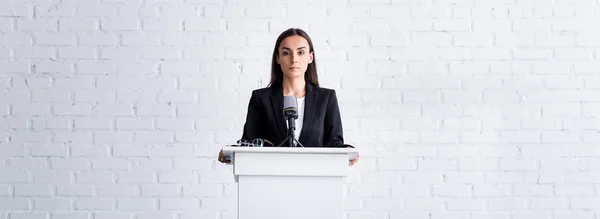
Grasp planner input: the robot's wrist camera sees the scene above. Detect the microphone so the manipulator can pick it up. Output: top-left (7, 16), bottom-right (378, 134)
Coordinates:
top-left (283, 96), bottom-right (298, 147)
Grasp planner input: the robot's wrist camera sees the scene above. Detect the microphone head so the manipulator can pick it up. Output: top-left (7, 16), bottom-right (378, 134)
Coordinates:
top-left (283, 95), bottom-right (298, 114)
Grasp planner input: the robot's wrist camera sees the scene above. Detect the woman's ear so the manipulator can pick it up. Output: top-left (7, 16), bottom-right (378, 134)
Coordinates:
top-left (309, 51), bottom-right (313, 64)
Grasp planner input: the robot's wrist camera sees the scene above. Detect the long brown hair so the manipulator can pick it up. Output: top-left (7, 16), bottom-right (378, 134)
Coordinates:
top-left (268, 28), bottom-right (319, 88)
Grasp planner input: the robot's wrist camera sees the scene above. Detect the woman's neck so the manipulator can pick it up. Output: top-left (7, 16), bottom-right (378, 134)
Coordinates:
top-left (282, 77), bottom-right (306, 98)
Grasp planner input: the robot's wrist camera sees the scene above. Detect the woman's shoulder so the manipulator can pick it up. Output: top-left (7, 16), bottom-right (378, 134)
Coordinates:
top-left (313, 86), bottom-right (338, 98)
top-left (248, 87), bottom-right (277, 97)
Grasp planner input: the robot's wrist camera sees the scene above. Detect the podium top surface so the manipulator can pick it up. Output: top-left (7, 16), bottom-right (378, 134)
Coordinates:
top-left (222, 145), bottom-right (357, 154)
top-left (221, 146), bottom-right (358, 159)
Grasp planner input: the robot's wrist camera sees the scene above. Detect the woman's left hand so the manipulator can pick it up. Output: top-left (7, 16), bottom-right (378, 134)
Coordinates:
top-left (349, 154), bottom-right (359, 166)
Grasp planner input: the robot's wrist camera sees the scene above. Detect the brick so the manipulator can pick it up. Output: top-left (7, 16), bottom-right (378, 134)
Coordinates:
top-left (0, 185), bottom-right (10, 196)
top-left (29, 144), bottom-right (68, 157)
top-left (441, 117), bottom-right (480, 129)
top-left (434, 19), bottom-right (471, 31)
top-left (73, 118), bottom-right (112, 130)
top-left (14, 185), bottom-right (51, 196)
top-left (159, 198), bottom-right (199, 210)
top-left (173, 158), bottom-right (212, 170)
top-left (97, 185), bottom-right (139, 197)
top-left (554, 212), bottom-right (594, 219)
top-left (95, 104), bottom-right (134, 116)
top-left (471, 212), bottom-right (511, 219)
top-left (412, 33), bottom-right (452, 47)
top-left (432, 185), bottom-right (471, 197)
top-left (112, 145), bottom-right (150, 157)
top-left (0, 18), bottom-right (13, 32)
top-left (0, 90), bottom-right (29, 104)
top-left (9, 157), bottom-right (48, 169)
top-left (75, 171), bottom-right (114, 184)
top-left (117, 198), bottom-right (154, 210)
top-left (0, 117), bottom-right (28, 130)
top-left (57, 47), bottom-right (95, 59)
top-left (77, 5), bottom-right (116, 17)
top-left (90, 158), bottom-right (130, 170)
top-left (142, 19), bottom-right (181, 31)
top-left (53, 131), bottom-right (93, 143)
top-left (447, 198), bottom-right (485, 210)
top-left (487, 198), bottom-right (528, 210)
top-left (95, 131), bottom-right (133, 144)
top-left (363, 197), bottom-right (399, 211)
top-left (1, 33), bottom-right (33, 46)
top-left (142, 185), bottom-right (180, 196)
top-left (14, 47), bottom-right (53, 59)
top-left (390, 185), bottom-right (429, 197)
top-left (485, 172), bottom-right (524, 183)
top-left (53, 103), bottom-right (92, 116)
top-left (402, 198), bottom-right (443, 210)
top-left (178, 212), bottom-right (218, 219)
top-left (17, 19), bottom-right (57, 31)
top-left (417, 158), bottom-right (457, 170)
top-left (28, 167), bottom-right (66, 183)
top-left (389, 212), bottom-right (429, 219)
top-left (444, 172), bottom-right (485, 184)
top-left (34, 33), bottom-right (75, 46)
top-left (75, 198), bottom-right (115, 210)
top-left (31, 89), bottom-right (71, 102)
top-left (0, 197), bottom-right (30, 210)
top-left (133, 131), bottom-right (173, 143)
top-left (402, 172), bottom-right (442, 184)
top-left (56, 185), bottom-right (94, 196)
top-left (59, 18), bottom-right (97, 31)
top-left (117, 172), bottom-right (154, 184)
top-left (158, 171), bottom-right (196, 184)
top-left (498, 158), bottom-right (538, 171)
top-left (377, 158), bottom-right (416, 170)
top-left (100, 19), bottom-right (139, 31)
top-left (0, 170), bottom-right (30, 183)
top-left (136, 212), bottom-right (175, 219)
top-left (94, 212), bottom-right (133, 219)
top-left (5, 212), bottom-right (47, 219)
top-left (514, 185), bottom-right (553, 196)
top-left (530, 197), bottom-right (569, 209)
top-left (526, 172), bottom-right (565, 184)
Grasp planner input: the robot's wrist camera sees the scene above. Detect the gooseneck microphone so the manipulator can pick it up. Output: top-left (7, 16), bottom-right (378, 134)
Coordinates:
top-left (284, 95), bottom-right (298, 145)
top-left (277, 95), bottom-right (304, 147)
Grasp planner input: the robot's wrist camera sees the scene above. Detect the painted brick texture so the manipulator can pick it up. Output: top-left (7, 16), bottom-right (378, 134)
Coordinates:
top-left (1, 0), bottom-right (600, 218)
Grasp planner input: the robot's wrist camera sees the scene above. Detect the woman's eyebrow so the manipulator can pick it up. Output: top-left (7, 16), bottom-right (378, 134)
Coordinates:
top-left (281, 46), bottom-right (307, 50)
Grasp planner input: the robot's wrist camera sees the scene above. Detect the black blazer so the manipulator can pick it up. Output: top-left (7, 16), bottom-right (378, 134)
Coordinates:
top-left (240, 82), bottom-right (347, 147)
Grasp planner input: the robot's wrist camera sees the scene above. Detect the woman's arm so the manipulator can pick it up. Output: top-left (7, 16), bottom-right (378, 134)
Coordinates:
top-left (323, 89), bottom-right (344, 147)
top-left (241, 90), bottom-right (264, 142)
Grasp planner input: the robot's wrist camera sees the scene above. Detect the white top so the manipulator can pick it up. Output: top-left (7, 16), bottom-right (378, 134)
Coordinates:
top-left (286, 96), bottom-right (305, 145)
top-left (295, 96), bottom-right (305, 141)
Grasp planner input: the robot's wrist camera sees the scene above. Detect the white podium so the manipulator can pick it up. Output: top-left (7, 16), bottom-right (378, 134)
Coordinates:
top-left (221, 146), bottom-right (358, 219)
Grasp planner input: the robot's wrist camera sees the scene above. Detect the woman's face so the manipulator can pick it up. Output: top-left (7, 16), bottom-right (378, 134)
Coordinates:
top-left (277, 35), bottom-right (313, 80)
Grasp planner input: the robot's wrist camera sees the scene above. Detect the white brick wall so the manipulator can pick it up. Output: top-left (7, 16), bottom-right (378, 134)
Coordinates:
top-left (1, 0), bottom-right (600, 218)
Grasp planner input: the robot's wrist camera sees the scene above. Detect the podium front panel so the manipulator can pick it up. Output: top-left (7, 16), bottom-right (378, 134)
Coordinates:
top-left (237, 175), bottom-right (344, 219)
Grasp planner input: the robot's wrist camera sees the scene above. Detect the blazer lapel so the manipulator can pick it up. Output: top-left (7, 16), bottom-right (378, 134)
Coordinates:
top-left (299, 82), bottom-right (317, 144)
top-left (270, 88), bottom-right (287, 138)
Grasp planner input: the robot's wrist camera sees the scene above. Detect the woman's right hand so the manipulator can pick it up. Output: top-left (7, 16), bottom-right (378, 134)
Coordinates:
top-left (218, 149), bottom-right (231, 163)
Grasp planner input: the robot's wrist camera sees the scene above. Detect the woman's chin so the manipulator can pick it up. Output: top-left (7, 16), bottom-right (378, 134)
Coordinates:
top-left (283, 72), bottom-right (304, 79)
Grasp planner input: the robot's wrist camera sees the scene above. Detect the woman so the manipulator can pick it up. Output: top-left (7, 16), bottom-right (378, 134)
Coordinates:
top-left (218, 28), bottom-right (359, 166)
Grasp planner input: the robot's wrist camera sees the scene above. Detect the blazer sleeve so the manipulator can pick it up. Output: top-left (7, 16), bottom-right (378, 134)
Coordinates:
top-left (323, 89), bottom-right (345, 147)
top-left (240, 90), bottom-right (263, 142)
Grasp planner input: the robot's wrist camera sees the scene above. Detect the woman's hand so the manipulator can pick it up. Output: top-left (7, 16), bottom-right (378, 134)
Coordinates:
top-left (218, 149), bottom-right (231, 163)
top-left (349, 154), bottom-right (359, 166)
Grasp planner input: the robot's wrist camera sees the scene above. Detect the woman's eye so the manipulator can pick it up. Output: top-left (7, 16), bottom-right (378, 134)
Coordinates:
top-left (282, 51), bottom-right (289, 56)
top-left (298, 51), bottom-right (305, 55)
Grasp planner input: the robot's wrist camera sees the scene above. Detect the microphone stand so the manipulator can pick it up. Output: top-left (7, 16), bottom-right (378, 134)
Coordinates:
top-left (277, 111), bottom-right (304, 147)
